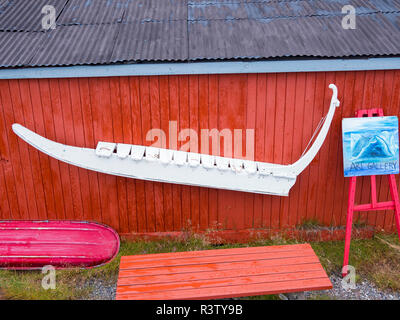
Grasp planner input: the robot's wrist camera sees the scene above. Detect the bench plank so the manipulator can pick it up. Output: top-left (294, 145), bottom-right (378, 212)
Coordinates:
top-left (116, 244), bottom-right (332, 300)
top-left (119, 255), bottom-right (322, 277)
top-left (117, 262), bottom-right (324, 286)
top-left (121, 243), bottom-right (310, 262)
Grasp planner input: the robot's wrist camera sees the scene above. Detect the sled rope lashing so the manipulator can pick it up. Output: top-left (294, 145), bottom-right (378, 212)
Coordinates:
top-left (301, 114), bottom-right (327, 158)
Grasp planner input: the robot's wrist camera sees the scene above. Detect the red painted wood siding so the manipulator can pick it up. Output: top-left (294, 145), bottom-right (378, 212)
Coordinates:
top-left (0, 70), bottom-right (399, 234)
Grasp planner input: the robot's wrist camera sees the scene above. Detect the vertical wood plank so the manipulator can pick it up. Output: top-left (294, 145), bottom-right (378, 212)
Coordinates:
top-left (0, 80), bottom-right (19, 219)
top-left (302, 73), bottom-right (317, 223)
top-left (169, 75), bottom-right (183, 231)
top-left (69, 78), bottom-right (92, 221)
top-left (358, 71), bottom-right (376, 225)
top-left (367, 71), bottom-right (385, 227)
top-left (332, 72), bottom-right (355, 227)
top-left (383, 70), bottom-right (400, 231)
top-left (159, 75), bottom-right (174, 231)
top-left (261, 72), bottom-right (272, 229)
top-left (0, 81), bottom-right (11, 219)
top-left (306, 72), bottom-right (326, 222)
top-left (139, 76), bottom-right (155, 232)
top-left (129, 77), bottom-right (147, 232)
top-left (59, 79), bottom-right (85, 221)
top-left (78, 78), bottom-right (103, 224)
top-left (49, 80), bottom-right (76, 221)
top-left (38, 79), bottom-right (66, 221)
top-left (346, 71), bottom-right (364, 226)
top-left (323, 72), bottom-right (345, 226)
top-left (267, 73), bottom-right (280, 230)
top-left (48, 79), bottom-right (72, 220)
top-left (271, 73), bottom-right (286, 229)
top-left (244, 74), bottom-right (256, 229)
top-left (27, 80), bottom-right (58, 219)
top-left (198, 74), bottom-right (209, 230)
top-left (280, 73), bottom-right (296, 228)
top-left (315, 72), bottom-right (336, 226)
top-left (189, 75), bottom-right (200, 230)
top-left (119, 77), bottom-right (138, 233)
top-left (8, 80), bottom-right (39, 220)
top-left (149, 76), bottom-right (165, 232)
top-left (254, 74), bottom-right (266, 229)
top-left (2, 80), bottom-right (31, 220)
top-left (100, 77), bottom-right (120, 231)
top-left (179, 75), bottom-right (192, 230)
top-left (376, 71), bottom-right (395, 230)
top-left (109, 77), bottom-right (129, 233)
top-left (288, 72), bottom-right (306, 227)
top-left (233, 75), bottom-right (247, 231)
top-left (208, 75), bottom-right (219, 230)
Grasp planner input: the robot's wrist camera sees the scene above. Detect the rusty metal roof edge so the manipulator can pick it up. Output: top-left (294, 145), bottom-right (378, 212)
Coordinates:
top-left (0, 57), bottom-right (400, 80)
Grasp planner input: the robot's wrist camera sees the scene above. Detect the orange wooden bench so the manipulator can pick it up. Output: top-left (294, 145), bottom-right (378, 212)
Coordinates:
top-left (116, 244), bottom-right (332, 300)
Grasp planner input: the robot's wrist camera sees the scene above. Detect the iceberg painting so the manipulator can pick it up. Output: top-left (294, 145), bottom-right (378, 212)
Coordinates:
top-left (342, 116), bottom-right (399, 177)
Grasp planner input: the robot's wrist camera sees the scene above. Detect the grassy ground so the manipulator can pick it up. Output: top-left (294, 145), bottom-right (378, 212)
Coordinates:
top-left (0, 233), bottom-right (399, 300)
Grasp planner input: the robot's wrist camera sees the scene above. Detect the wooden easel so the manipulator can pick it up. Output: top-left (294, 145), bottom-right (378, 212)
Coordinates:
top-left (342, 108), bottom-right (400, 276)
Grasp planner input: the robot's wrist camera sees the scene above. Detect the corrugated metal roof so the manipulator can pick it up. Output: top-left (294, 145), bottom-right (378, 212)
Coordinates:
top-left (188, 13), bottom-right (400, 60)
top-left (30, 24), bottom-right (120, 66)
top-left (0, 0), bottom-right (68, 31)
top-left (0, 31), bottom-right (45, 67)
top-left (123, 0), bottom-right (188, 23)
top-left (0, 0), bottom-right (399, 68)
top-left (57, 0), bottom-right (125, 25)
top-left (110, 20), bottom-right (188, 63)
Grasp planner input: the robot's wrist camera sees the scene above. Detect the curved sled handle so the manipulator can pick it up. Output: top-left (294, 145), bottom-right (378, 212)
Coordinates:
top-left (329, 83), bottom-right (340, 108)
top-left (288, 84), bottom-right (340, 176)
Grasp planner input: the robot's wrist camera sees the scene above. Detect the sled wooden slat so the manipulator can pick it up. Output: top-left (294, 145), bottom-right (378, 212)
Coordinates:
top-left (116, 244), bottom-right (332, 300)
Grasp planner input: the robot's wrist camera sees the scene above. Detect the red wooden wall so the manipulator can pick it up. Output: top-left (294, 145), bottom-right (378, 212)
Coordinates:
top-left (0, 70), bottom-right (399, 236)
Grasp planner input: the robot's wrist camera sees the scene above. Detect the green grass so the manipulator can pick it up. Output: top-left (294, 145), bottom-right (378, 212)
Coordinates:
top-left (296, 219), bottom-right (324, 230)
top-left (0, 233), bottom-right (399, 299)
top-left (0, 269), bottom-right (91, 300)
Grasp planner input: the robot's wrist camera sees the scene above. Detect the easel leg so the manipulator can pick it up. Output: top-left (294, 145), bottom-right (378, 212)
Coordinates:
top-left (388, 175), bottom-right (400, 241)
top-left (343, 177), bottom-right (356, 277)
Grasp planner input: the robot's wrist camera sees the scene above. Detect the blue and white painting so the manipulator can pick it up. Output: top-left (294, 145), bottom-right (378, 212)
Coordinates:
top-left (342, 116), bottom-right (399, 177)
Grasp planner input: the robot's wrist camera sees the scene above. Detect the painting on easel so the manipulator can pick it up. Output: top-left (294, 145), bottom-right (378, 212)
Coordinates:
top-left (342, 116), bottom-right (399, 177)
